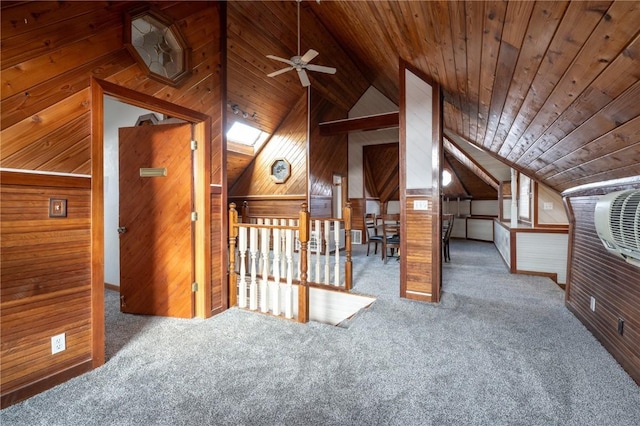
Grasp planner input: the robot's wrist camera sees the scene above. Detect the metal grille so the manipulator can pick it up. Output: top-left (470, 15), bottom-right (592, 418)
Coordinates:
top-left (609, 190), bottom-right (640, 251)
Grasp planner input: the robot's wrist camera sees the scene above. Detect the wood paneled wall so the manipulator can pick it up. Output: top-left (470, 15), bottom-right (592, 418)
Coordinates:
top-left (210, 186), bottom-right (226, 315)
top-left (564, 184), bottom-right (640, 384)
top-left (309, 89), bottom-right (348, 216)
top-left (0, 1), bottom-right (224, 407)
top-left (348, 198), bottom-right (366, 237)
top-left (0, 172), bottom-right (93, 407)
top-left (228, 197), bottom-right (306, 220)
top-left (230, 88), bottom-right (349, 219)
top-left (404, 195), bottom-right (434, 298)
top-left (229, 94), bottom-right (308, 198)
top-left (363, 143), bottom-right (400, 203)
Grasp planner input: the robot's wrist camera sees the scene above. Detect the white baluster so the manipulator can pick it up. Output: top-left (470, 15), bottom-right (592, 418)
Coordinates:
top-left (260, 224), bottom-right (269, 313)
top-left (284, 228), bottom-right (294, 319)
top-left (280, 219), bottom-right (287, 273)
top-left (256, 218), bottom-right (264, 271)
top-left (238, 226), bottom-right (247, 308)
top-left (315, 219), bottom-right (321, 283)
top-left (272, 227), bottom-right (281, 316)
top-left (334, 220), bottom-right (340, 286)
top-left (324, 220), bottom-right (330, 285)
top-left (291, 219), bottom-right (300, 280)
top-left (249, 227), bottom-right (258, 310)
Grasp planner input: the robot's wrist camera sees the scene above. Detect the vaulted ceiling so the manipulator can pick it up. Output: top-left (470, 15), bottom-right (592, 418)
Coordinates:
top-left (227, 0), bottom-right (640, 193)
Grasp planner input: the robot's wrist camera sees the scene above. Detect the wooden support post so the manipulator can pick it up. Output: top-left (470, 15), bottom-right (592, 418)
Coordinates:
top-left (228, 203), bottom-right (238, 307)
top-left (298, 203), bottom-right (310, 323)
top-left (344, 202), bottom-right (352, 290)
top-left (241, 200), bottom-right (250, 223)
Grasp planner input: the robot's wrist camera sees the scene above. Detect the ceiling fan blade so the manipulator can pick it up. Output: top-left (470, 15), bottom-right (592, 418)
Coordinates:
top-left (267, 67), bottom-right (294, 77)
top-left (297, 69), bottom-right (311, 87)
top-left (267, 55), bottom-right (294, 66)
top-left (305, 64), bottom-right (337, 75)
top-left (300, 49), bottom-right (319, 64)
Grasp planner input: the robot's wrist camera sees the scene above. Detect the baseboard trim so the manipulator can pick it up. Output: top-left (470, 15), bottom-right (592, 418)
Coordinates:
top-left (515, 269), bottom-right (558, 283)
top-left (1, 360), bottom-right (93, 408)
top-left (404, 290), bottom-right (433, 302)
top-left (104, 283), bottom-right (119, 292)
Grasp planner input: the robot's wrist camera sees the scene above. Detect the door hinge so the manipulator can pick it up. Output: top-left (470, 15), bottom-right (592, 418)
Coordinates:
top-left (191, 140), bottom-right (198, 150)
top-left (192, 282), bottom-right (198, 292)
top-left (191, 211), bottom-right (198, 221)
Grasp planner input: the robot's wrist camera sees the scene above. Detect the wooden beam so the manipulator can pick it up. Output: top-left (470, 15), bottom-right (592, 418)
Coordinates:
top-left (318, 112), bottom-right (399, 136)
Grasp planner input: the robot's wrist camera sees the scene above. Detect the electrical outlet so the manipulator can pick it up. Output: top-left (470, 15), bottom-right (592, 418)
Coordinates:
top-left (51, 333), bottom-right (66, 354)
top-left (590, 296), bottom-right (596, 312)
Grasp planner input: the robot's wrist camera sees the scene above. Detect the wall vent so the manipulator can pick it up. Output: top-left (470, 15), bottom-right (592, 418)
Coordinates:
top-left (594, 189), bottom-right (640, 267)
top-left (351, 230), bottom-right (363, 245)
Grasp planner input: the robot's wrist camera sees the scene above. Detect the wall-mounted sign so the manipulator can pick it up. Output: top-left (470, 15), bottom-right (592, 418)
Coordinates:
top-left (140, 168), bottom-right (167, 177)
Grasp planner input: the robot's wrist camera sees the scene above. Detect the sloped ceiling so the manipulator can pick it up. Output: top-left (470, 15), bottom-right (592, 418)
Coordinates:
top-left (228, 1), bottom-right (640, 193)
top-left (226, 0), bottom-right (369, 186)
top-left (444, 153), bottom-right (498, 200)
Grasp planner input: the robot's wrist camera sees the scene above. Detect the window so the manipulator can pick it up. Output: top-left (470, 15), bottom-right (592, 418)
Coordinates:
top-left (226, 121), bottom-right (269, 149)
top-left (518, 174), bottom-right (531, 221)
top-left (442, 169), bottom-right (452, 187)
top-left (124, 6), bottom-right (191, 86)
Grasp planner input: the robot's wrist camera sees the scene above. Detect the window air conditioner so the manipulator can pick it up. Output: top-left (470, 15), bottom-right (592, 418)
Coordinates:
top-left (594, 189), bottom-right (640, 268)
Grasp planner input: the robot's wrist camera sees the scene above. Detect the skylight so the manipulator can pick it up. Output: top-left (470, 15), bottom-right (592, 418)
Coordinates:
top-left (226, 121), bottom-right (269, 147)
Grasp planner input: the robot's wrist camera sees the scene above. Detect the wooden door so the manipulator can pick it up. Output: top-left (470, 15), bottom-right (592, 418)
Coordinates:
top-left (118, 123), bottom-right (194, 318)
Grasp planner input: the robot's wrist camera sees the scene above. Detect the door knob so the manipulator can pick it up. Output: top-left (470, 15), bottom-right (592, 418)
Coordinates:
top-left (117, 226), bottom-right (127, 234)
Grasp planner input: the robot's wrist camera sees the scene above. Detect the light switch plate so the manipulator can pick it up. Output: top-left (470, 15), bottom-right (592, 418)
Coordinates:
top-left (414, 200), bottom-right (429, 210)
top-left (49, 198), bottom-right (67, 217)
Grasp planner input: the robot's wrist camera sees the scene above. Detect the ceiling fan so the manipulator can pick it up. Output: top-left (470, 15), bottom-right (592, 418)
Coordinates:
top-left (266, 0), bottom-right (336, 87)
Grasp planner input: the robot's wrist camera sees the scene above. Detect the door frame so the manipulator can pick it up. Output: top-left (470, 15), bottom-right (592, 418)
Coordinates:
top-left (90, 78), bottom-right (211, 367)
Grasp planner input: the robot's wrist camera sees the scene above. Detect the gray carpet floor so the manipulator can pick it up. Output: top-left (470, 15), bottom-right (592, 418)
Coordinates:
top-left (2, 240), bottom-right (639, 425)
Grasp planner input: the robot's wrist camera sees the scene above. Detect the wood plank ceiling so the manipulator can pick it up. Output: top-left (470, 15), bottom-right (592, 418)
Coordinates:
top-left (227, 0), bottom-right (640, 193)
top-left (226, 1), bottom-right (369, 186)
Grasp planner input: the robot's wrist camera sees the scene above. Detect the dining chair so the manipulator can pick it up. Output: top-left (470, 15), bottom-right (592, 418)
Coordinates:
top-left (381, 214), bottom-right (400, 264)
top-left (364, 213), bottom-right (383, 256)
top-left (442, 214), bottom-right (454, 262)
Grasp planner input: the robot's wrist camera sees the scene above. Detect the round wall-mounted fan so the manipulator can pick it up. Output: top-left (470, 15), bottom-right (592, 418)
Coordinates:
top-left (266, 0), bottom-right (336, 87)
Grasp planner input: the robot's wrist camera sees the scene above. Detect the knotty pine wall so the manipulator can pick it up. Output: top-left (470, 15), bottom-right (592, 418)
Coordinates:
top-left (1, 173), bottom-right (92, 406)
top-left (228, 94), bottom-right (308, 216)
top-left (0, 1), bottom-right (225, 406)
top-left (229, 90), bottom-right (349, 219)
top-left (308, 89), bottom-right (348, 218)
top-left (564, 183), bottom-right (640, 384)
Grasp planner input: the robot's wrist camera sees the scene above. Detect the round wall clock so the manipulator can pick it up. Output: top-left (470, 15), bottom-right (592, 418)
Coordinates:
top-left (270, 158), bottom-right (291, 184)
